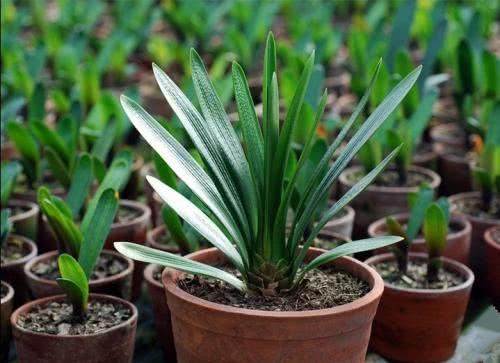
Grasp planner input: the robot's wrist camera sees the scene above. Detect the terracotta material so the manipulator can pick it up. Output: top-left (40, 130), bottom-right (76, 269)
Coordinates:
top-left (368, 213), bottom-right (472, 265)
top-left (1, 141), bottom-right (17, 161)
top-left (162, 247), bottom-right (384, 363)
top-left (144, 264), bottom-right (176, 362)
top-left (413, 146), bottom-right (437, 170)
top-left (449, 192), bottom-right (500, 284)
top-left (147, 225), bottom-right (180, 254)
top-left (24, 250), bottom-right (133, 300)
top-left (430, 122), bottom-right (465, 151)
top-left (339, 165), bottom-right (441, 238)
top-left (1, 235), bottom-right (38, 307)
top-left (11, 293), bottom-right (137, 363)
top-left (365, 253), bottom-right (474, 363)
top-left (106, 199), bottom-right (151, 300)
top-left (437, 152), bottom-right (472, 196)
top-left (1, 281), bottom-right (14, 363)
top-left (8, 199), bottom-right (39, 240)
top-left (483, 227), bottom-right (500, 308)
top-left (321, 205), bottom-right (355, 238)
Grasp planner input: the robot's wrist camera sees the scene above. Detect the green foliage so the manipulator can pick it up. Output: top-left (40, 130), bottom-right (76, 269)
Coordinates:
top-left (116, 34), bottom-right (419, 294)
top-left (0, 209), bottom-right (12, 247)
top-left (6, 121), bottom-right (40, 187)
top-left (423, 201), bottom-right (449, 282)
top-left (0, 161), bottom-right (22, 206)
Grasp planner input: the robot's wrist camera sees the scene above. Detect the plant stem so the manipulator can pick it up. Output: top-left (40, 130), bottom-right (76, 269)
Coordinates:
top-left (427, 253), bottom-right (442, 283)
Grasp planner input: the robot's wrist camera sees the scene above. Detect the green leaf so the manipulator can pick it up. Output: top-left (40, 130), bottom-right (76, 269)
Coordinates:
top-left (28, 83), bottom-right (46, 123)
top-left (303, 236), bottom-right (403, 274)
top-left (408, 88), bottom-right (439, 143)
top-left (1, 209), bottom-right (12, 247)
top-left (45, 147), bottom-right (71, 188)
top-left (114, 242), bottom-right (245, 291)
top-left (91, 120), bottom-right (116, 161)
top-left (30, 121), bottom-right (70, 166)
top-left (406, 185), bottom-right (434, 242)
top-left (6, 122), bottom-right (40, 186)
top-left (457, 39), bottom-right (475, 96)
top-left (57, 253), bottom-right (88, 313)
top-left (79, 189), bottom-right (119, 278)
top-left (386, 216), bottom-right (407, 238)
top-left (1, 161), bottom-right (22, 206)
top-left (419, 18), bottom-right (447, 93)
top-left (423, 203), bottom-right (448, 254)
top-left (386, 0), bottom-right (416, 71)
top-left (66, 154), bottom-right (94, 218)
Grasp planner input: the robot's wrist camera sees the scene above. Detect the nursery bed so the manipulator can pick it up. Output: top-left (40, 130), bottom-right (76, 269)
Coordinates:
top-left (7, 290), bottom-right (499, 362)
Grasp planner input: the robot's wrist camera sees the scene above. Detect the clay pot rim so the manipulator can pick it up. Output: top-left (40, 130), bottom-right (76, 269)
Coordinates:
top-left (144, 263), bottom-right (163, 289)
top-left (112, 199), bottom-right (151, 228)
top-left (367, 213), bottom-right (471, 246)
top-left (2, 234), bottom-right (38, 268)
top-left (162, 247), bottom-right (384, 318)
top-left (339, 165), bottom-right (441, 193)
top-left (8, 199), bottom-right (39, 222)
top-left (484, 226), bottom-right (500, 251)
top-left (1, 280), bottom-right (14, 305)
top-left (324, 203), bottom-right (355, 227)
top-left (449, 191), bottom-right (500, 226)
top-left (316, 229), bottom-right (352, 244)
top-left (430, 122), bottom-right (465, 144)
top-left (24, 250), bottom-right (134, 287)
top-left (365, 252), bottom-right (474, 295)
top-left (10, 293), bottom-right (138, 338)
top-left (146, 225), bottom-right (180, 253)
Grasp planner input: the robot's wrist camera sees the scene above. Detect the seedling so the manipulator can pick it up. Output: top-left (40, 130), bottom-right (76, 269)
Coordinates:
top-left (423, 202), bottom-right (449, 282)
top-left (115, 33), bottom-right (420, 295)
top-left (1, 161), bottom-right (22, 207)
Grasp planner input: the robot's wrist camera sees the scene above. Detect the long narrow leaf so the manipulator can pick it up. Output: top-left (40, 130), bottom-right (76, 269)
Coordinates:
top-left (66, 153), bottom-right (94, 218)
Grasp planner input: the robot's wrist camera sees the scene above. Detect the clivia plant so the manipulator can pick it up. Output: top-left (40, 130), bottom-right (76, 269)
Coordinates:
top-left (114, 32), bottom-right (422, 296)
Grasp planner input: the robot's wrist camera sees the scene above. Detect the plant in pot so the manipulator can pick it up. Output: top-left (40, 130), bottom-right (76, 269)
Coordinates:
top-left (24, 184), bottom-right (134, 301)
top-left (339, 86), bottom-right (441, 237)
top-left (1, 161), bottom-right (39, 240)
top-left (114, 33), bottom-right (423, 362)
top-left (449, 124), bottom-right (500, 286)
top-left (1, 208), bottom-right (38, 307)
top-left (11, 208), bottom-right (138, 363)
top-left (368, 185), bottom-right (472, 265)
top-left (365, 190), bottom-right (475, 362)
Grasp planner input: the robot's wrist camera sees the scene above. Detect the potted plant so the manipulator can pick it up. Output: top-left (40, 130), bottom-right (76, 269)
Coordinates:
top-left (365, 191), bottom-right (474, 362)
top-left (449, 128), bottom-right (500, 284)
top-left (1, 209), bottom-right (38, 307)
top-left (11, 237), bottom-right (137, 362)
top-left (483, 226), bottom-right (499, 308)
top-left (1, 280), bottom-right (14, 363)
top-left (25, 187), bottom-right (133, 301)
top-left (368, 185), bottom-right (472, 265)
top-left (1, 161), bottom-right (39, 240)
top-left (115, 33), bottom-right (423, 362)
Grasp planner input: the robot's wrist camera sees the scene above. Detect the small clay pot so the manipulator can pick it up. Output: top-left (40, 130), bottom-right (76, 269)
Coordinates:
top-left (413, 144), bottom-right (437, 170)
top-left (24, 250), bottom-right (134, 301)
top-left (437, 152), bottom-right (472, 196)
top-left (339, 165), bottom-right (441, 238)
top-left (313, 230), bottom-right (351, 250)
top-left (1, 281), bottom-right (14, 363)
top-left (11, 293), bottom-right (137, 363)
top-left (483, 227), bottom-right (500, 308)
top-left (430, 122), bottom-right (466, 152)
top-left (368, 213), bottom-right (472, 265)
top-left (365, 253), bottom-right (474, 363)
top-left (144, 264), bottom-right (176, 362)
top-left (321, 205), bottom-right (355, 238)
top-left (1, 235), bottom-right (38, 307)
top-left (106, 199), bottom-right (151, 300)
top-left (449, 192), bottom-right (500, 285)
top-left (146, 225), bottom-right (180, 254)
top-left (8, 199), bottom-right (39, 240)
top-left (1, 140), bottom-right (17, 161)
top-left (162, 247), bottom-right (384, 363)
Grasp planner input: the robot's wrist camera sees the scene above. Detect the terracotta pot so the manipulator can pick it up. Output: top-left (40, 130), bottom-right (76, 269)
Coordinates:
top-left (11, 185), bottom-right (65, 204)
top-left (144, 264), bottom-right (176, 362)
top-left (449, 192), bottom-right (500, 285)
top-left (8, 199), bottom-right (39, 240)
top-left (1, 235), bottom-right (38, 307)
top-left (1, 140), bottom-right (17, 161)
top-left (162, 247), bottom-right (384, 363)
top-left (339, 165), bottom-right (441, 238)
top-left (365, 253), bottom-right (474, 363)
top-left (430, 122), bottom-right (466, 152)
top-left (147, 225), bottom-right (180, 254)
top-left (437, 152), bottom-right (472, 196)
top-left (24, 250), bottom-right (133, 300)
top-left (320, 205), bottom-right (355, 238)
top-left (142, 163), bottom-right (160, 226)
top-left (368, 213), bottom-right (472, 265)
top-left (413, 144), bottom-right (437, 170)
top-left (11, 293), bottom-right (137, 363)
top-left (1, 281), bottom-right (14, 363)
top-left (106, 199), bottom-right (151, 300)
top-left (483, 227), bottom-right (500, 308)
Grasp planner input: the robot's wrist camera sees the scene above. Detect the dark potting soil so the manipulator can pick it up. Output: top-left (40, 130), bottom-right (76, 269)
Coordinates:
top-left (452, 196), bottom-right (500, 221)
top-left (374, 260), bottom-right (465, 290)
top-left (1, 237), bottom-right (30, 263)
top-left (31, 254), bottom-right (127, 281)
top-left (179, 266), bottom-right (370, 311)
top-left (16, 300), bottom-right (132, 335)
top-left (349, 169), bottom-right (431, 188)
top-left (114, 205), bottom-right (142, 224)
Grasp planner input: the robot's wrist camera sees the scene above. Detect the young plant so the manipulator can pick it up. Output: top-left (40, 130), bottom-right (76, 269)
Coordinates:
top-left (115, 33), bottom-right (420, 295)
top-left (0, 161), bottom-right (22, 207)
top-left (422, 202), bottom-right (449, 283)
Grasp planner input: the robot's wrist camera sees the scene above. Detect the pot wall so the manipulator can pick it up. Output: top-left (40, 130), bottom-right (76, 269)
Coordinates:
top-left (483, 227), bottom-right (500, 308)
top-left (8, 200), bottom-right (39, 241)
top-left (321, 205), bottom-right (355, 238)
top-left (11, 294), bottom-right (137, 363)
top-left (1, 281), bottom-right (14, 363)
top-left (163, 247), bottom-right (384, 363)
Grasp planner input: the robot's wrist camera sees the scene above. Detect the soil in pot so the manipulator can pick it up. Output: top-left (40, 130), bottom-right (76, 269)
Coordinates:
top-left (147, 225), bottom-right (180, 253)
top-left (25, 250), bottom-right (133, 300)
top-left (366, 253), bottom-right (474, 363)
top-left (1, 235), bottom-right (38, 306)
top-left (11, 294), bottom-right (137, 363)
top-left (163, 247), bottom-right (384, 363)
top-left (339, 165), bottom-right (440, 238)
top-left (1, 281), bottom-right (14, 363)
